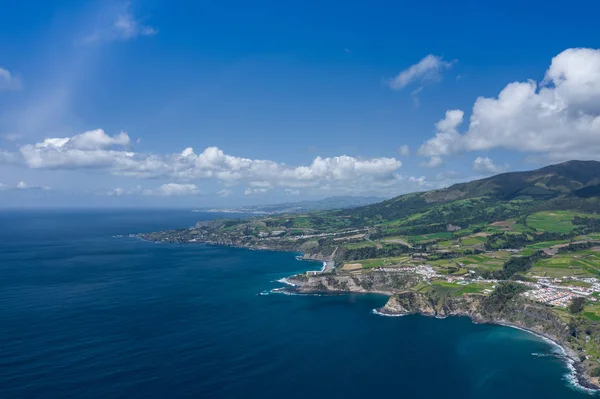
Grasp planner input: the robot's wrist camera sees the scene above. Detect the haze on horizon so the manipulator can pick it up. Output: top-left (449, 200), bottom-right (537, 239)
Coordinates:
top-left (1, 0), bottom-right (600, 208)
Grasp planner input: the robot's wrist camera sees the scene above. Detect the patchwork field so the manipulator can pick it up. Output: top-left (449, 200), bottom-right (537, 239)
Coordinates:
top-left (354, 256), bottom-right (411, 269)
top-left (526, 211), bottom-right (586, 233)
top-left (529, 250), bottom-right (600, 278)
top-left (409, 232), bottom-right (453, 244)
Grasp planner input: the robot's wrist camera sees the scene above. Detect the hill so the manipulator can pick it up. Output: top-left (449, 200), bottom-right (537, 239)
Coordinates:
top-left (335, 160), bottom-right (600, 223)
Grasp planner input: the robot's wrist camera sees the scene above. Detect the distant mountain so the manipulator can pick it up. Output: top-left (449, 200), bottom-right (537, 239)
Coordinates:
top-left (338, 160), bottom-right (600, 222)
top-left (199, 196), bottom-right (387, 215)
top-left (434, 160), bottom-right (600, 201)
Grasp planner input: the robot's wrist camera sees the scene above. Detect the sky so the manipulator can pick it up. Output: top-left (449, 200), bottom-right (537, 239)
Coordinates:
top-left (1, 0), bottom-right (600, 208)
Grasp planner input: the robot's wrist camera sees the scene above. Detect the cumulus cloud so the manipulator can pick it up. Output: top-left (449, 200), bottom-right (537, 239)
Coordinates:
top-left (0, 67), bottom-right (22, 91)
top-left (151, 183), bottom-right (199, 196)
top-left (387, 55), bottom-right (454, 90)
top-left (472, 157), bottom-right (505, 175)
top-left (284, 188), bottom-right (300, 196)
top-left (79, 4), bottom-right (157, 45)
top-left (20, 129), bottom-right (134, 169)
top-left (3, 129), bottom-right (406, 194)
top-left (408, 176), bottom-right (428, 187)
top-left (106, 186), bottom-right (143, 196)
top-left (420, 156), bottom-right (443, 168)
top-left (419, 110), bottom-right (464, 158)
top-left (418, 48), bottom-right (600, 162)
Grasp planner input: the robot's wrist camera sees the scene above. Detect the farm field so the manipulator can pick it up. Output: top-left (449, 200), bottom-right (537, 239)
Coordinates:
top-left (528, 250), bottom-right (600, 278)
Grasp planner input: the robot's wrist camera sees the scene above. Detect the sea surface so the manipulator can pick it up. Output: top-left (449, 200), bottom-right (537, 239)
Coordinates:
top-left (0, 209), bottom-right (596, 398)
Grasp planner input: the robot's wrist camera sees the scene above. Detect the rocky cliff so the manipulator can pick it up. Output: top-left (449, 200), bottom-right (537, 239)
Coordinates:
top-left (289, 271), bottom-right (420, 294)
top-left (377, 291), bottom-right (599, 389)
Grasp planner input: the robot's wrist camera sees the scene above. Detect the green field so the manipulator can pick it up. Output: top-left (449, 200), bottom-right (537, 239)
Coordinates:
top-left (356, 256), bottom-right (411, 269)
top-left (529, 250), bottom-right (600, 278)
top-left (409, 232), bottom-right (453, 244)
top-left (427, 281), bottom-right (492, 297)
top-left (526, 211), bottom-right (584, 233)
top-left (526, 240), bottom-right (570, 250)
top-left (454, 253), bottom-right (505, 272)
top-left (460, 235), bottom-right (488, 246)
top-left (343, 241), bottom-right (377, 250)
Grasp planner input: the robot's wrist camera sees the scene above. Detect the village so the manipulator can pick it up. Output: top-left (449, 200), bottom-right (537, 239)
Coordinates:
top-left (371, 264), bottom-right (600, 308)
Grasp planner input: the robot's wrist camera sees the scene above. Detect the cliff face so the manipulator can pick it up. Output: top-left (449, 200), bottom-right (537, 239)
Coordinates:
top-left (290, 271), bottom-right (420, 294)
top-left (378, 291), bottom-right (600, 388)
top-left (379, 292), bottom-right (569, 341)
top-left (288, 273), bottom-right (599, 389)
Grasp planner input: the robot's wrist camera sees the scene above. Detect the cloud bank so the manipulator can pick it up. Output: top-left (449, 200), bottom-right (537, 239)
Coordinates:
top-left (3, 129), bottom-right (405, 194)
top-left (419, 48), bottom-right (600, 162)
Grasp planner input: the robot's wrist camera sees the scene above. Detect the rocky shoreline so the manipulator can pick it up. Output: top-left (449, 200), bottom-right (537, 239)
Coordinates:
top-left (288, 273), bottom-right (600, 392)
top-left (377, 298), bottom-right (599, 392)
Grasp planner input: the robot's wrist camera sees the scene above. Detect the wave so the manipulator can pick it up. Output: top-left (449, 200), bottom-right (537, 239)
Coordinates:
top-left (276, 278), bottom-right (298, 287)
top-left (500, 323), bottom-right (598, 394)
top-left (268, 288), bottom-right (324, 297)
top-left (371, 308), bottom-right (406, 317)
top-left (563, 358), bottom-right (598, 395)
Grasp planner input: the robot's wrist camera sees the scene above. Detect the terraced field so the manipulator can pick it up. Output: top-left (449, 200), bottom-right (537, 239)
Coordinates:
top-left (529, 250), bottom-right (600, 278)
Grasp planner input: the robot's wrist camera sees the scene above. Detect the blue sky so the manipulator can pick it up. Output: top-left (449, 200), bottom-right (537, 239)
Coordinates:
top-left (1, 0), bottom-right (600, 207)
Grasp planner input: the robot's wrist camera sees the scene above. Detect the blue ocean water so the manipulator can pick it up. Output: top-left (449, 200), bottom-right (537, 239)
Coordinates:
top-left (0, 210), bottom-right (595, 398)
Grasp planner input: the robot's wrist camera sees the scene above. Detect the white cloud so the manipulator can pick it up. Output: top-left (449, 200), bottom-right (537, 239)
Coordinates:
top-left (408, 176), bottom-right (427, 187)
top-left (20, 129), bottom-right (134, 169)
top-left (151, 183), bottom-right (199, 196)
top-left (244, 188), bottom-right (268, 196)
top-left (106, 186), bottom-right (143, 196)
top-left (3, 130), bottom-right (406, 194)
top-left (420, 156), bottom-right (443, 168)
top-left (398, 145), bottom-right (410, 156)
top-left (79, 4), bottom-right (157, 45)
top-left (68, 129), bottom-right (131, 150)
top-left (0, 67), bottom-right (22, 91)
top-left (418, 48), bottom-right (600, 162)
top-left (284, 188), bottom-right (300, 196)
top-left (472, 157), bottom-right (505, 174)
top-left (387, 55), bottom-right (453, 90)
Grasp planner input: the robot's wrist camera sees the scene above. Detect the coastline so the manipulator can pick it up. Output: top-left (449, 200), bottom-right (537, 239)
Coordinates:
top-left (138, 236), bottom-right (600, 392)
top-left (372, 303), bottom-right (600, 393)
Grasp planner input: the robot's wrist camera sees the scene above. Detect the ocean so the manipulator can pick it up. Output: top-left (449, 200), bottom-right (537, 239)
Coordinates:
top-left (0, 209), bottom-right (595, 398)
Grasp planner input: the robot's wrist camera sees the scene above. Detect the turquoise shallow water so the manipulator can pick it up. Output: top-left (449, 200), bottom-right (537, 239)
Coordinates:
top-left (0, 210), bottom-right (595, 398)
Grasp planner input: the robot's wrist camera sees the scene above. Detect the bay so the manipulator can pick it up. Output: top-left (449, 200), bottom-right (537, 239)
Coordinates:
top-left (0, 210), bottom-right (594, 398)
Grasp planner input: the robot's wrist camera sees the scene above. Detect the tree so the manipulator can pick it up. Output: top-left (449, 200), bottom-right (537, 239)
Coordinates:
top-left (569, 297), bottom-right (586, 314)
